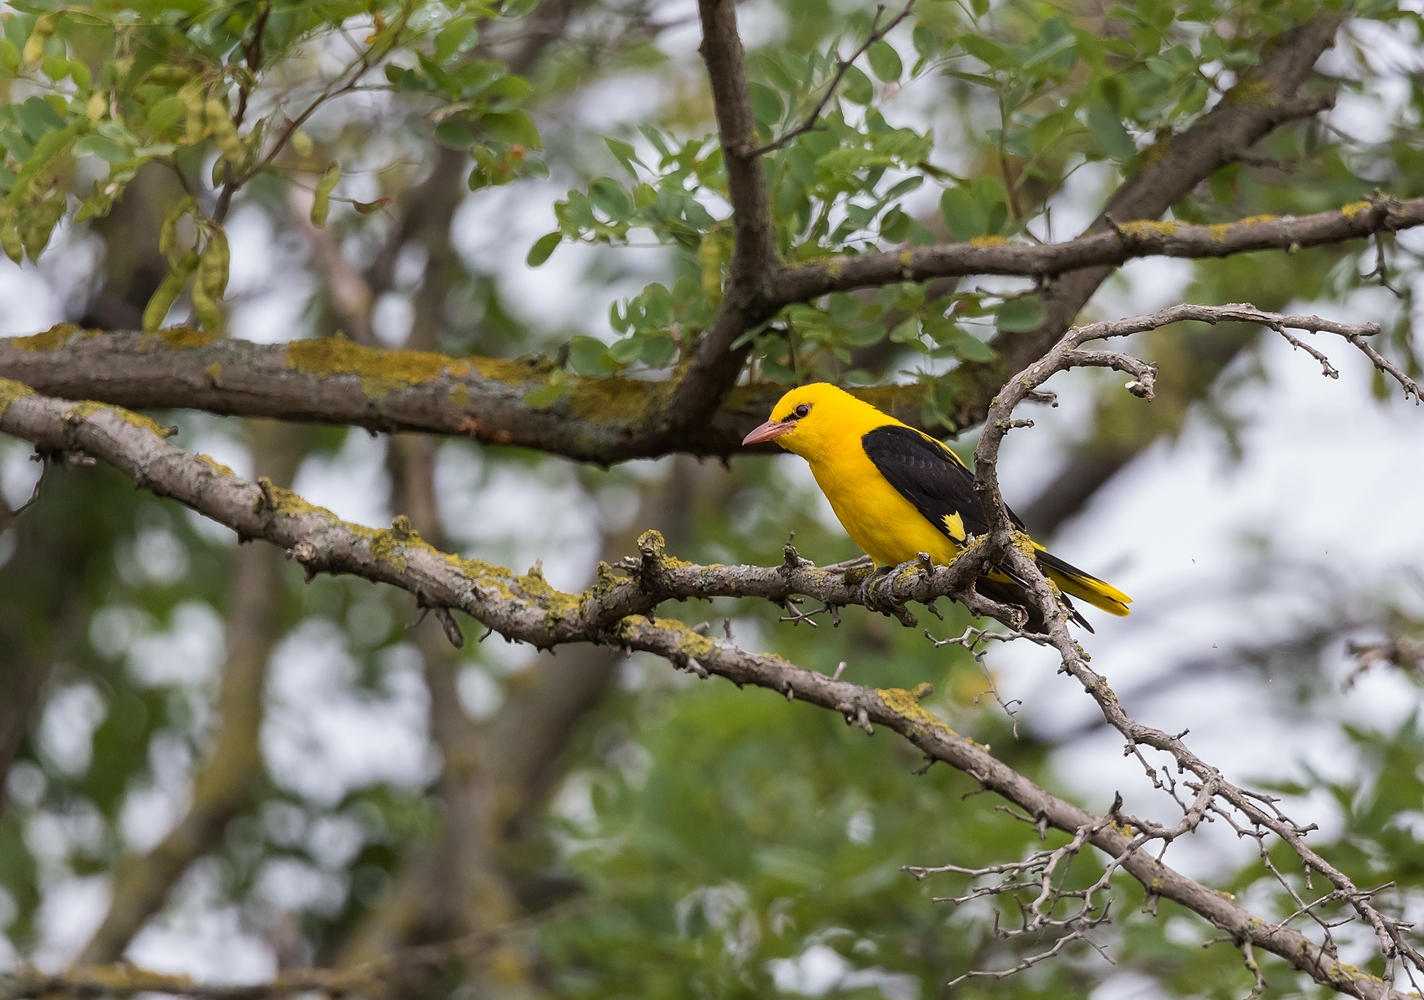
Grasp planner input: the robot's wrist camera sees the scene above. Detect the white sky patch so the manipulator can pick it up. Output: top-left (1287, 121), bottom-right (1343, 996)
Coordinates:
top-left (31, 876), bottom-right (109, 970)
top-left (291, 428), bottom-right (393, 529)
top-left (263, 623), bottom-right (436, 807)
top-left (434, 439), bottom-right (603, 590)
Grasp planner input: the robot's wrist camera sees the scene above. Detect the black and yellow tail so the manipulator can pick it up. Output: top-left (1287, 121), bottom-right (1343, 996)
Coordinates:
top-left (1035, 548), bottom-right (1132, 618)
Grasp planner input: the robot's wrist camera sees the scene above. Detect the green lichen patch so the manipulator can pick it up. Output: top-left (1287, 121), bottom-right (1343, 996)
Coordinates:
top-left (197, 454), bottom-right (235, 476)
top-left (286, 338), bottom-right (475, 400)
top-left (969, 235), bottom-right (1008, 247)
top-left (1221, 78), bottom-right (1275, 106)
top-left (1340, 200), bottom-right (1372, 219)
top-left (150, 326), bottom-right (218, 350)
top-left (1116, 220), bottom-right (1181, 240)
top-left (11, 323), bottom-right (100, 352)
top-left (564, 374), bottom-right (665, 424)
top-left (0, 376), bottom-right (34, 418)
top-left (877, 686), bottom-right (955, 739)
top-left (67, 400), bottom-right (169, 437)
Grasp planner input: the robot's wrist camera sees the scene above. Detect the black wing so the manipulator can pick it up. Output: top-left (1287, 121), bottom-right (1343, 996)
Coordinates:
top-left (861, 425), bottom-right (1090, 630)
top-left (860, 425), bottom-right (1024, 540)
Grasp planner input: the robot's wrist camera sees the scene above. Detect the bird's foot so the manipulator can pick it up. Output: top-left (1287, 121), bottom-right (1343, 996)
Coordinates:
top-left (856, 565), bottom-right (891, 608)
top-left (858, 559), bottom-right (924, 626)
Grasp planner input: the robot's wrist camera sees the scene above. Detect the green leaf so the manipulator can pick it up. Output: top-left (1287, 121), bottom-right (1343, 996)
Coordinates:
top-left (841, 65), bottom-right (873, 105)
top-left (481, 110), bottom-right (541, 150)
top-left (588, 177), bottom-right (632, 221)
top-left (564, 336), bottom-right (608, 376)
top-left (889, 318), bottom-right (921, 343)
top-left (72, 133), bottom-right (128, 164)
top-left (747, 82), bottom-right (783, 128)
top-left (995, 295), bottom-right (1045, 333)
top-left (866, 41), bottom-right (902, 83)
top-left (523, 383), bottom-right (570, 409)
top-left (607, 336), bottom-right (643, 364)
top-left (146, 95), bottom-right (186, 138)
top-left (939, 187), bottom-right (987, 242)
top-left (0, 39), bottom-right (17, 75)
top-left (13, 96), bottom-right (63, 142)
top-left (639, 332), bottom-right (677, 368)
top-left (311, 165), bottom-right (340, 227)
top-left (958, 33), bottom-right (1008, 68)
top-left (604, 137), bottom-right (642, 179)
top-left (434, 15), bottom-right (478, 64)
top-left (434, 120), bottom-right (477, 149)
top-left (526, 231), bottom-right (560, 267)
top-left (1086, 104), bottom-right (1135, 162)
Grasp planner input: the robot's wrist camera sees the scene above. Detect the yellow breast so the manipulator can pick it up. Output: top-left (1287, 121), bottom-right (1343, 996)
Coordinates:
top-left (808, 444), bottom-right (962, 568)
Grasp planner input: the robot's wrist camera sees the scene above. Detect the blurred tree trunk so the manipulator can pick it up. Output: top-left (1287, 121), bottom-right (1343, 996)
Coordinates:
top-left (77, 420), bottom-right (307, 964)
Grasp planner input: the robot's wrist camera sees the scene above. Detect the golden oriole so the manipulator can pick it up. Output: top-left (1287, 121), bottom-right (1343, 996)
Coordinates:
top-left (742, 382), bottom-right (1131, 630)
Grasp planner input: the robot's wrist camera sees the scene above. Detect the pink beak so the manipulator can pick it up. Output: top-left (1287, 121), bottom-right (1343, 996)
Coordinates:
top-left (742, 419), bottom-right (796, 446)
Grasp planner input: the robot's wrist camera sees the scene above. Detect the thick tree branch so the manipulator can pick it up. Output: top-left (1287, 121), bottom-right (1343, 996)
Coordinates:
top-left (2, 194), bottom-right (1417, 463)
top-left (773, 194), bottom-right (1422, 302)
top-left (654, 0), bottom-right (781, 434)
top-left (0, 373), bottom-right (1412, 998)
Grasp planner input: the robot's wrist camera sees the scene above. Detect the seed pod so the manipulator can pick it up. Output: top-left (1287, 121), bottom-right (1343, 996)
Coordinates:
top-left (196, 226), bottom-right (230, 300)
top-left (291, 130), bottom-right (314, 158)
top-left (190, 278), bottom-right (224, 332)
top-left (142, 251), bottom-right (198, 332)
top-left (310, 165), bottom-right (340, 227)
top-left (182, 82), bottom-right (206, 145)
top-left (159, 196), bottom-right (195, 266)
top-left (86, 92), bottom-right (106, 122)
top-left (23, 15), bottom-right (54, 69)
top-left (205, 98), bottom-right (243, 164)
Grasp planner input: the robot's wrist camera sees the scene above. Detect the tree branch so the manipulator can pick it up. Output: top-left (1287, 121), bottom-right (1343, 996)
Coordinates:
top-left (0, 367), bottom-right (1415, 998)
top-left (968, 303), bottom-right (1424, 994)
top-left (2, 194), bottom-right (1417, 462)
top-left (652, 0), bottom-right (781, 435)
top-left (772, 194), bottom-right (1422, 302)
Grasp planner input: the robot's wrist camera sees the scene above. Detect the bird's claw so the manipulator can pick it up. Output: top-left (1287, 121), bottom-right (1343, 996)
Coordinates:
top-left (857, 558), bottom-right (925, 622)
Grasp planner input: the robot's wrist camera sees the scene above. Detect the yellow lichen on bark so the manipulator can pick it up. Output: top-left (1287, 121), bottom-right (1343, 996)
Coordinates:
top-left (11, 323), bottom-right (98, 352)
top-left (1116, 220), bottom-right (1181, 240)
top-left (0, 376), bottom-right (35, 417)
top-left (67, 399), bottom-right (169, 437)
top-left (876, 686), bottom-right (956, 738)
top-left (286, 338), bottom-right (473, 399)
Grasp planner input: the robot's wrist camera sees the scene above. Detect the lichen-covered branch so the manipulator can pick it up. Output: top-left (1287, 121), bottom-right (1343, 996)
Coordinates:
top-left (0, 374), bottom-right (1410, 999)
top-left (960, 302), bottom-right (1424, 993)
top-left (3, 193), bottom-right (1417, 462)
top-left (772, 195), bottom-right (1423, 303)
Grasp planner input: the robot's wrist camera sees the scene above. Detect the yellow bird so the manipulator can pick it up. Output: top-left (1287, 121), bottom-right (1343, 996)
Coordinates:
top-left (742, 383), bottom-right (1130, 631)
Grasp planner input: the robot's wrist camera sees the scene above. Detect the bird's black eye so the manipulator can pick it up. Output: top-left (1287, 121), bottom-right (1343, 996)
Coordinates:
top-left (793, 403), bottom-right (811, 419)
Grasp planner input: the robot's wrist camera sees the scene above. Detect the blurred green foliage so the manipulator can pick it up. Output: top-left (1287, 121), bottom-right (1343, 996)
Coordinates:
top-left (0, 0), bottom-right (1422, 997)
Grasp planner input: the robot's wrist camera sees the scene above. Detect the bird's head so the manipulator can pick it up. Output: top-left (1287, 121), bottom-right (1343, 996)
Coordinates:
top-left (741, 382), bottom-right (866, 457)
